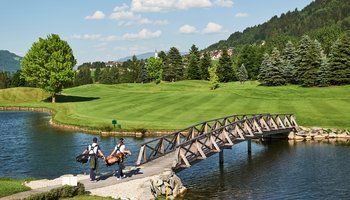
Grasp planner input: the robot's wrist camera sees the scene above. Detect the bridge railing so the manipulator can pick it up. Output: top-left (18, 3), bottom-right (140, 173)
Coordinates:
top-left (136, 114), bottom-right (269, 165)
top-left (172, 114), bottom-right (298, 169)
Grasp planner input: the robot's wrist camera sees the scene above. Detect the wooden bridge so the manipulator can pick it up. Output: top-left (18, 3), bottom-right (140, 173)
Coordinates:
top-left (136, 114), bottom-right (298, 170)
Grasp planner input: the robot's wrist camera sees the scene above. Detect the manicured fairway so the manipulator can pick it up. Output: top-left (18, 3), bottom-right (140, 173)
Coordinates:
top-left (0, 80), bottom-right (350, 131)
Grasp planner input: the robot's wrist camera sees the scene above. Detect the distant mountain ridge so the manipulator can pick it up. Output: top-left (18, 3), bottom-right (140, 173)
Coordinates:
top-left (117, 52), bottom-right (156, 62)
top-left (0, 50), bottom-right (22, 72)
top-left (207, 0), bottom-right (350, 50)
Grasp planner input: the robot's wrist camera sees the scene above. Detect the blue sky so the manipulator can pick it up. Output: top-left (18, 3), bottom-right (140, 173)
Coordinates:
top-left (0, 0), bottom-right (312, 65)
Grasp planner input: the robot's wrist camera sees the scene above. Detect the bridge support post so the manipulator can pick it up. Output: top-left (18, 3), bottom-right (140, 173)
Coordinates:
top-left (247, 139), bottom-right (252, 155)
top-left (219, 150), bottom-right (224, 166)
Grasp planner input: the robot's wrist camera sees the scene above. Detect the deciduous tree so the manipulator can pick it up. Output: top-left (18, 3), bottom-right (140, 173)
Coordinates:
top-left (21, 34), bottom-right (76, 102)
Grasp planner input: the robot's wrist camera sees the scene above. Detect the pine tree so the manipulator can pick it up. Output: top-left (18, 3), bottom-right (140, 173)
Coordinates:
top-left (295, 35), bottom-right (313, 84)
top-left (265, 48), bottom-right (286, 86)
top-left (329, 34), bottom-right (350, 85)
top-left (200, 51), bottom-right (211, 80)
top-left (258, 53), bottom-right (271, 83)
top-left (301, 40), bottom-right (322, 86)
top-left (208, 64), bottom-right (219, 90)
top-left (186, 45), bottom-right (201, 80)
top-left (318, 54), bottom-right (331, 86)
top-left (238, 64), bottom-right (248, 84)
top-left (217, 48), bottom-right (234, 82)
top-left (282, 41), bottom-right (297, 84)
top-left (163, 47), bottom-right (183, 82)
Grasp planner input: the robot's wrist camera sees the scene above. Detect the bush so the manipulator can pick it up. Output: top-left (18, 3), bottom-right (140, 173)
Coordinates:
top-left (24, 182), bottom-right (85, 200)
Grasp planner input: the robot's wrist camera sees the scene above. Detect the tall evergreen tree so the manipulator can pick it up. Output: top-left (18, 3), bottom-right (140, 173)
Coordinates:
top-left (163, 47), bottom-right (183, 82)
top-left (265, 48), bottom-right (286, 86)
top-left (99, 68), bottom-right (113, 84)
top-left (258, 53), bottom-right (271, 83)
top-left (329, 34), bottom-right (350, 85)
top-left (318, 54), bottom-right (331, 86)
top-left (217, 48), bottom-right (234, 82)
top-left (295, 35), bottom-right (313, 84)
top-left (200, 51), bottom-right (211, 80)
top-left (282, 41), bottom-right (297, 84)
top-left (238, 64), bottom-right (248, 84)
top-left (186, 53), bottom-right (201, 80)
top-left (301, 40), bottom-right (322, 86)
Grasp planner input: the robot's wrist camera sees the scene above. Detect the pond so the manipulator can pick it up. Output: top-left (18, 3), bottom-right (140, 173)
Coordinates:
top-left (1, 111), bottom-right (349, 199)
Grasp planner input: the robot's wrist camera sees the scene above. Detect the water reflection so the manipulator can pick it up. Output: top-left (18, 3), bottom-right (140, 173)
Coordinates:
top-left (0, 111), bottom-right (151, 179)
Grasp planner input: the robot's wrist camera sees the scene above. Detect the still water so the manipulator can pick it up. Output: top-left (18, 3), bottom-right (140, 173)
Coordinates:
top-left (1, 111), bottom-right (350, 199)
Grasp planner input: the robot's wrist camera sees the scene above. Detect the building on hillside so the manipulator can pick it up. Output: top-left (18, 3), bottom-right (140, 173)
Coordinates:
top-left (208, 47), bottom-right (233, 60)
top-left (105, 61), bottom-right (122, 67)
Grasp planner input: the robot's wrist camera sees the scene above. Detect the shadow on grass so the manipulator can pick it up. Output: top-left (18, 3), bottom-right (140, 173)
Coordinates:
top-left (44, 95), bottom-right (100, 103)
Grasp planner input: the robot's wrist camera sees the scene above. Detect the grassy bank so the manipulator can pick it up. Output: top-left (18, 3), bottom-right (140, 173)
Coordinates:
top-left (0, 178), bottom-right (31, 197)
top-left (0, 80), bottom-right (350, 131)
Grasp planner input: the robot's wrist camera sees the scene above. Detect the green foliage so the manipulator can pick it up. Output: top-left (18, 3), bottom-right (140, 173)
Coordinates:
top-left (238, 64), bottom-right (248, 84)
top-left (264, 48), bottom-right (286, 86)
top-left (0, 178), bottom-right (31, 197)
top-left (208, 64), bottom-right (220, 90)
top-left (237, 45), bottom-right (265, 80)
top-left (207, 0), bottom-right (350, 51)
top-left (217, 48), bottom-right (234, 82)
top-left (0, 71), bottom-right (11, 89)
top-left (282, 41), bottom-right (297, 84)
top-left (258, 53), bottom-right (270, 82)
top-left (24, 182), bottom-right (85, 200)
top-left (21, 34), bottom-right (76, 103)
top-left (0, 50), bottom-right (22, 72)
top-left (163, 47), bottom-right (183, 82)
top-left (329, 34), bottom-right (350, 85)
top-left (186, 53), bottom-right (201, 80)
top-left (99, 67), bottom-right (119, 84)
top-left (11, 70), bottom-right (27, 87)
top-left (94, 67), bottom-right (101, 83)
top-left (74, 66), bottom-right (93, 86)
top-left (318, 54), bottom-right (331, 86)
top-left (200, 51), bottom-right (211, 80)
top-left (146, 57), bottom-right (163, 84)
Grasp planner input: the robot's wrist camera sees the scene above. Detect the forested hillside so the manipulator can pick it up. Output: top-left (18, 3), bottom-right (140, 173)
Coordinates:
top-left (208, 0), bottom-right (350, 51)
top-left (0, 50), bottom-right (22, 72)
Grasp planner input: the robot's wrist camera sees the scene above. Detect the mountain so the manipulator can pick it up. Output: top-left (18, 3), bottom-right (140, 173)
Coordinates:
top-left (117, 51), bottom-right (188, 62)
top-left (207, 0), bottom-right (350, 51)
top-left (117, 52), bottom-right (156, 62)
top-left (0, 50), bottom-right (22, 72)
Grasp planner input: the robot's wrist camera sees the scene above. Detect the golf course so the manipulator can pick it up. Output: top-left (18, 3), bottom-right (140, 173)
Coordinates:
top-left (0, 80), bottom-right (350, 132)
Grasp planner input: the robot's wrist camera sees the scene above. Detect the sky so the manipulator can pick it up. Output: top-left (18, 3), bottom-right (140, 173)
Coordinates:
top-left (0, 0), bottom-right (312, 65)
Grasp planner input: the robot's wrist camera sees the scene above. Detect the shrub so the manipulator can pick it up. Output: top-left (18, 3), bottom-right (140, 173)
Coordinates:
top-left (24, 182), bottom-right (85, 200)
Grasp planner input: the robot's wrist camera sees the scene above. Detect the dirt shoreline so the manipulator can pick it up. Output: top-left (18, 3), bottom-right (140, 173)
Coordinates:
top-left (0, 106), bottom-right (172, 137)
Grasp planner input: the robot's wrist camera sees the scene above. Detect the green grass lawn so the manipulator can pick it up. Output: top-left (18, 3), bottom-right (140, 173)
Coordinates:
top-left (0, 80), bottom-right (350, 131)
top-left (0, 178), bottom-right (31, 197)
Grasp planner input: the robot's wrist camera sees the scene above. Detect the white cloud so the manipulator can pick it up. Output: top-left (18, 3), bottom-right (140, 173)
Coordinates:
top-left (113, 3), bottom-right (129, 12)
top-left (203, 22), bottom-right (222, 33)
top-left (100, 29), bottom-right (162, 42)
top-left (214, 0), bottom-right (234, 7)
top-left (131, 0), bottom-right (212, 12)
top-left (85, 11), bottom-right (105, 20)
top-left (154, 20), bottom-right (169, 25)
top-left (110, 10), bottom-right (141, 20)
top-left (122, 29), bottom-right (162, 40)
top-left (179, 25), bottom-right (198, 34)
top-left (71, 34), bottom-right (101, 40)
top-left (235, 12), bottom-right (249, 17)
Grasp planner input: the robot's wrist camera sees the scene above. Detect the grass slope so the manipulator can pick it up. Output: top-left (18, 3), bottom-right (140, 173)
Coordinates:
top-left (0, 178), bottom-right (31, 197)
top-left (0, 81), bottom-right (350, 131)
